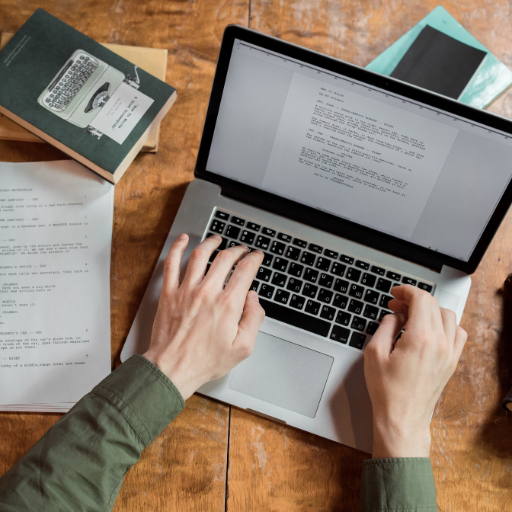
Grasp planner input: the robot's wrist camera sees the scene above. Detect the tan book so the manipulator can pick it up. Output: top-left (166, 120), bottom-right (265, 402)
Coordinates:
top-left (0, 32), bottom-right (167, 153)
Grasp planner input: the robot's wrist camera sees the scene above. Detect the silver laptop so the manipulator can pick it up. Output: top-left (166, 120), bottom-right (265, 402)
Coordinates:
top-left (121, 26), bottom-right (512, 453)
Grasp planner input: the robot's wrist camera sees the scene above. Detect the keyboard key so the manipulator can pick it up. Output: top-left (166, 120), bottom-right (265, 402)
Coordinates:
top-left (288, 263), bottom-right (304, 278)
top-left (272, 257), bottom-right (288, 272)
top-left (348, 299), bottom-right (364, 315)
top-left (309, 243), bottom-right (323, 254)
top-left (333, 279), bottom-right (349, 294)
top-left (355, 260), bottom-right (370, 270)
top-left (215, 210), bottom-right (229, 220)
top-left (335, 311), bottom-right (351, 326)
top-left (262, 227), bottom-right (276, 237)
top-left (259, 299), bottom-right (331, 336)
top-left (330, 325), bottom-right (350, 344)
top-left (255, 235), bottom-right (271, 250)
top-left (300, 251), bottom-right (316, 266)
top-left (386, 271), bottom-right (401, 281)
top-left (315, 257), bottom-right (331, 271)
top-left (225, 225), bottom-right (240, 239)
top-left (271, 272), bottom-right (287, 287)
top-left (371, 265), bottom-right (385, 276)
top-left (207, 233), bottom-right (227, 250)
top-left (256, 267), bottom-right (272, 282)
top-left (418, 282), bottom-right (433, 293)
top-left (293, 238), bottom-right (307, 248)
top-left (289, 294), bottom-right (305, 310)
top-left (318, 273), bottom-right (333, 288)
top-left (349, 332), bottom-right (366, 350)
top-left (209, 250), bottom-right (219, 263)
top-left (366, 321), bottom-right (379, 335)
top-left (402, 277), bottom-right (417, 286)
top-left (227, 241), bottom-right (241, 248)
top-left (324, 249), bottom-right (339, 259)
top-left (285, 246), bottom-right (301, 261)
top-left (304, 268), bottom-right (319, 283)
top-left (318, 289), bottom-right (334, 304)
top-left (363, 304), bottom-right (379, 320)
top-left (340, 255), bottom-right (354, 265)
top-left (250, 280), bottom-right (259, 292)
top-left (348, 283), bottom-right (364, 299)
top-left (286, 278), bottom-right (303, 293)
top-left (331, 262), bottom-right (346, 277)
top-left (275, 289), bottom-right (290, 304)
top-left (351, 316), bottom-right (367, 332)
top-left (262, 253), bottom-right (273, 267)
top-left (320, 305), bottom-right (336, 321)
top-left (240, 230), bottom-right (255, 245)
top-left (361, 273), bottom-right (376, 288)
top-left (379, 295), bottom-right (393, 309)
top-left (333, 294), bottom-right (348, 309)
top-left (210, 220), bottom-right (225, 234)
top-left (278, 232), bottom-right (292, 242)
top-left (376, 278), bottom-right (392, 293)
top-left (231, 216), bottom-right (245, 226)
top-left (270, 241), bottom-right (286, 255)
top-left (258, 284), bottom-right (275, 299)
top-left (247, 222), bottom-right (260, 231)
top-left (346, 268), bottom-right (361, 282)
top-left (364, 289), bottom-right (380, 305)
top-left (379, 310), bottom-right (391, 321)
top-left (302, 283), bottom-right (318, 298)
top-left (305, 299), bottom-right (321, 315)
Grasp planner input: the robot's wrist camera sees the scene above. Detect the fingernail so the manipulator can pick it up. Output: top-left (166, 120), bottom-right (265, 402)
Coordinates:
top-left (178, 233), bottom-right (188, 240)
top-left (249, 290), bottom-right (259, 301)
top-left (253, 249), bottom-right (264, 256)
top-left (211, 234), bottom-right (221, 240)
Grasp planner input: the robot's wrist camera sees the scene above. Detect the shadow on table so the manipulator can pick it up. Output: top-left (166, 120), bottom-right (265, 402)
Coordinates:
top-left (476, 273), bottom-right (512, 457)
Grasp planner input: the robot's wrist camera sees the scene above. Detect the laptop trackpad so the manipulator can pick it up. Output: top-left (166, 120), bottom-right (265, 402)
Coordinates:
top-left (228, 332), bottom-right (334, 418)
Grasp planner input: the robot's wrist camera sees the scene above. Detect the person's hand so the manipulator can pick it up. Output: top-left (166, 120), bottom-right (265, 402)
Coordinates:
top-left (364, 284), bottom-right (467, 458)
top-left (143, 233), bottom-right (265, 400)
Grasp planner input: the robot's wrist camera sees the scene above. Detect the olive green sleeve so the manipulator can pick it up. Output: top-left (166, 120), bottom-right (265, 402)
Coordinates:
top-left (0, 354), bottom-right (185, 512)
top-left (360, 458), bottom-right (438, 511)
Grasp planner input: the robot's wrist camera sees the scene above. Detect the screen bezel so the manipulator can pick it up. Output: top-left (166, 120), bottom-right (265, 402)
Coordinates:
top-left (195, 25), bottom-right (512, 274)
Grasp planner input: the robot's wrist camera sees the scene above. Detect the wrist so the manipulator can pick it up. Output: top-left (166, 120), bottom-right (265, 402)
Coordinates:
top-left (372, 419), bottom-right (431, 459)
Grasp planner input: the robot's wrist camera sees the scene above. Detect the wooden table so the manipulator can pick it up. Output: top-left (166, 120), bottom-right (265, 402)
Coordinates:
top-left (1, 1), bottom-right (512, 510)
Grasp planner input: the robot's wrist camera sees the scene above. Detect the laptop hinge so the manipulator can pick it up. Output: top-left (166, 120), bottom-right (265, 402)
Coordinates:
top-left (220, 184), bottom-right (445, 274)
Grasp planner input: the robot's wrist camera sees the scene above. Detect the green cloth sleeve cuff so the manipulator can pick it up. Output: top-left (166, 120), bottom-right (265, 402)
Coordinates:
top-left (360, 458), bottom-right (438, 512)
top-left (91, 354), bottom-right (186, 447)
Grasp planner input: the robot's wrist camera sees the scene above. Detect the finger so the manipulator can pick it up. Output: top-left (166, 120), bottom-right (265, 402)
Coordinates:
top-left (224, 250), bottom-right (264, 296)
top-left (391, 285), bottom-right (432, 332)
top-left (439, 307), bottom-right (457, 344)
top-left (162, 233), bottom-right (189, 292)
top-left (232, 291), bottom-right (266, 360)
top-left (205, 244), bottom-right (250, 288)
top-left (182, 234), bottom-right (222, 286)
top-left (365, 311), bottom-right (407, 357)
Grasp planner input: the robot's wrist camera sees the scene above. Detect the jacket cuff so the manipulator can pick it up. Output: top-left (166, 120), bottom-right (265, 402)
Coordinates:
top-left (91, 354), bottom-right (185, 447)
top-left (360, 458), bottom-right (437, 511)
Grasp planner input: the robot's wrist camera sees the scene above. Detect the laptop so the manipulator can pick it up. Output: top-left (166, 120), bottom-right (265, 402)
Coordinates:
top-left (121, 26), bottom-right (512, 453)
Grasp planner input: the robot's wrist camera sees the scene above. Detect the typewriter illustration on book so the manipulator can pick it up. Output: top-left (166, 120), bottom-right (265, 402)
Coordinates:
top-left (37, 49), bottom-right (140, 139)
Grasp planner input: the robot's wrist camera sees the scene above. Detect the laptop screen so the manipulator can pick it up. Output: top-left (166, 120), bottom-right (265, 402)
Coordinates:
top-left (206, 38), bottom-right (512, 263)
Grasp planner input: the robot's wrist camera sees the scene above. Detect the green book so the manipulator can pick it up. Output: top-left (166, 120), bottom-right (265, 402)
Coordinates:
top-left (366, 6), bottom-right (512, 109)
top-left (0, 9), bottom-right (177, 183)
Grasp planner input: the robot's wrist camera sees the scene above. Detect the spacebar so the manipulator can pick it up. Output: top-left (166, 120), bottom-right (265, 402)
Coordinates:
top-left (259, 299), bottom-right (331, 337)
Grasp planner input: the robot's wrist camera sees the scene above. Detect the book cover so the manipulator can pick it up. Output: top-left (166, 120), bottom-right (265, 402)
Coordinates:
top-left (390, 25), bottom-right (487, 100)
top-left (0, 32), bottom-right (168, 152)
top-left (0, 9), bottom-right (177, 183)
top-left (366, 6), bottom-right (512, 109)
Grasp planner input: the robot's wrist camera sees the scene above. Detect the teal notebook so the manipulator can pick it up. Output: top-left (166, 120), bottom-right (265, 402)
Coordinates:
top-left (366, 6), bottom-right (512, 109)
top-left (0, 9), bottom-right (177, 183)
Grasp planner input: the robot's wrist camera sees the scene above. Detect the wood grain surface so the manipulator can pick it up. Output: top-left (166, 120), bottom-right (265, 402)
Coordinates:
top-left (1, 1), bottom-right (512, 511)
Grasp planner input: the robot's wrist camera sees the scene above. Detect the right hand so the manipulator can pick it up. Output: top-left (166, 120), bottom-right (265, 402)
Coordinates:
top-left (363, 285), bottom-right (467, 459)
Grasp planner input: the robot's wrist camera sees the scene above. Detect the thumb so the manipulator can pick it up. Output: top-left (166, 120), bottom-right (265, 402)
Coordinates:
top-left (365, 312), bottom-right (407, 357)
top-left (232, 291), bottom-right (266, 360)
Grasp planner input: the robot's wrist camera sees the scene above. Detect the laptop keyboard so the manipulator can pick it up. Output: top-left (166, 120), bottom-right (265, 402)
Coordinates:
top-left (204, 209), bottom-right (434, 351)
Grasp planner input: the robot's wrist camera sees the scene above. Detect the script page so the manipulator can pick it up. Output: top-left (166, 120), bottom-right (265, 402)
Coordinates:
top-left (262, 73), bottom-right (459, 239)
top-left (0, 160), bottom-right (113, 406)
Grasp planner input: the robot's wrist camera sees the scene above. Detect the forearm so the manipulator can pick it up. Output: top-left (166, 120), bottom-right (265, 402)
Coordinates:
top-left (0, 355), bottom-right (185, 512)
